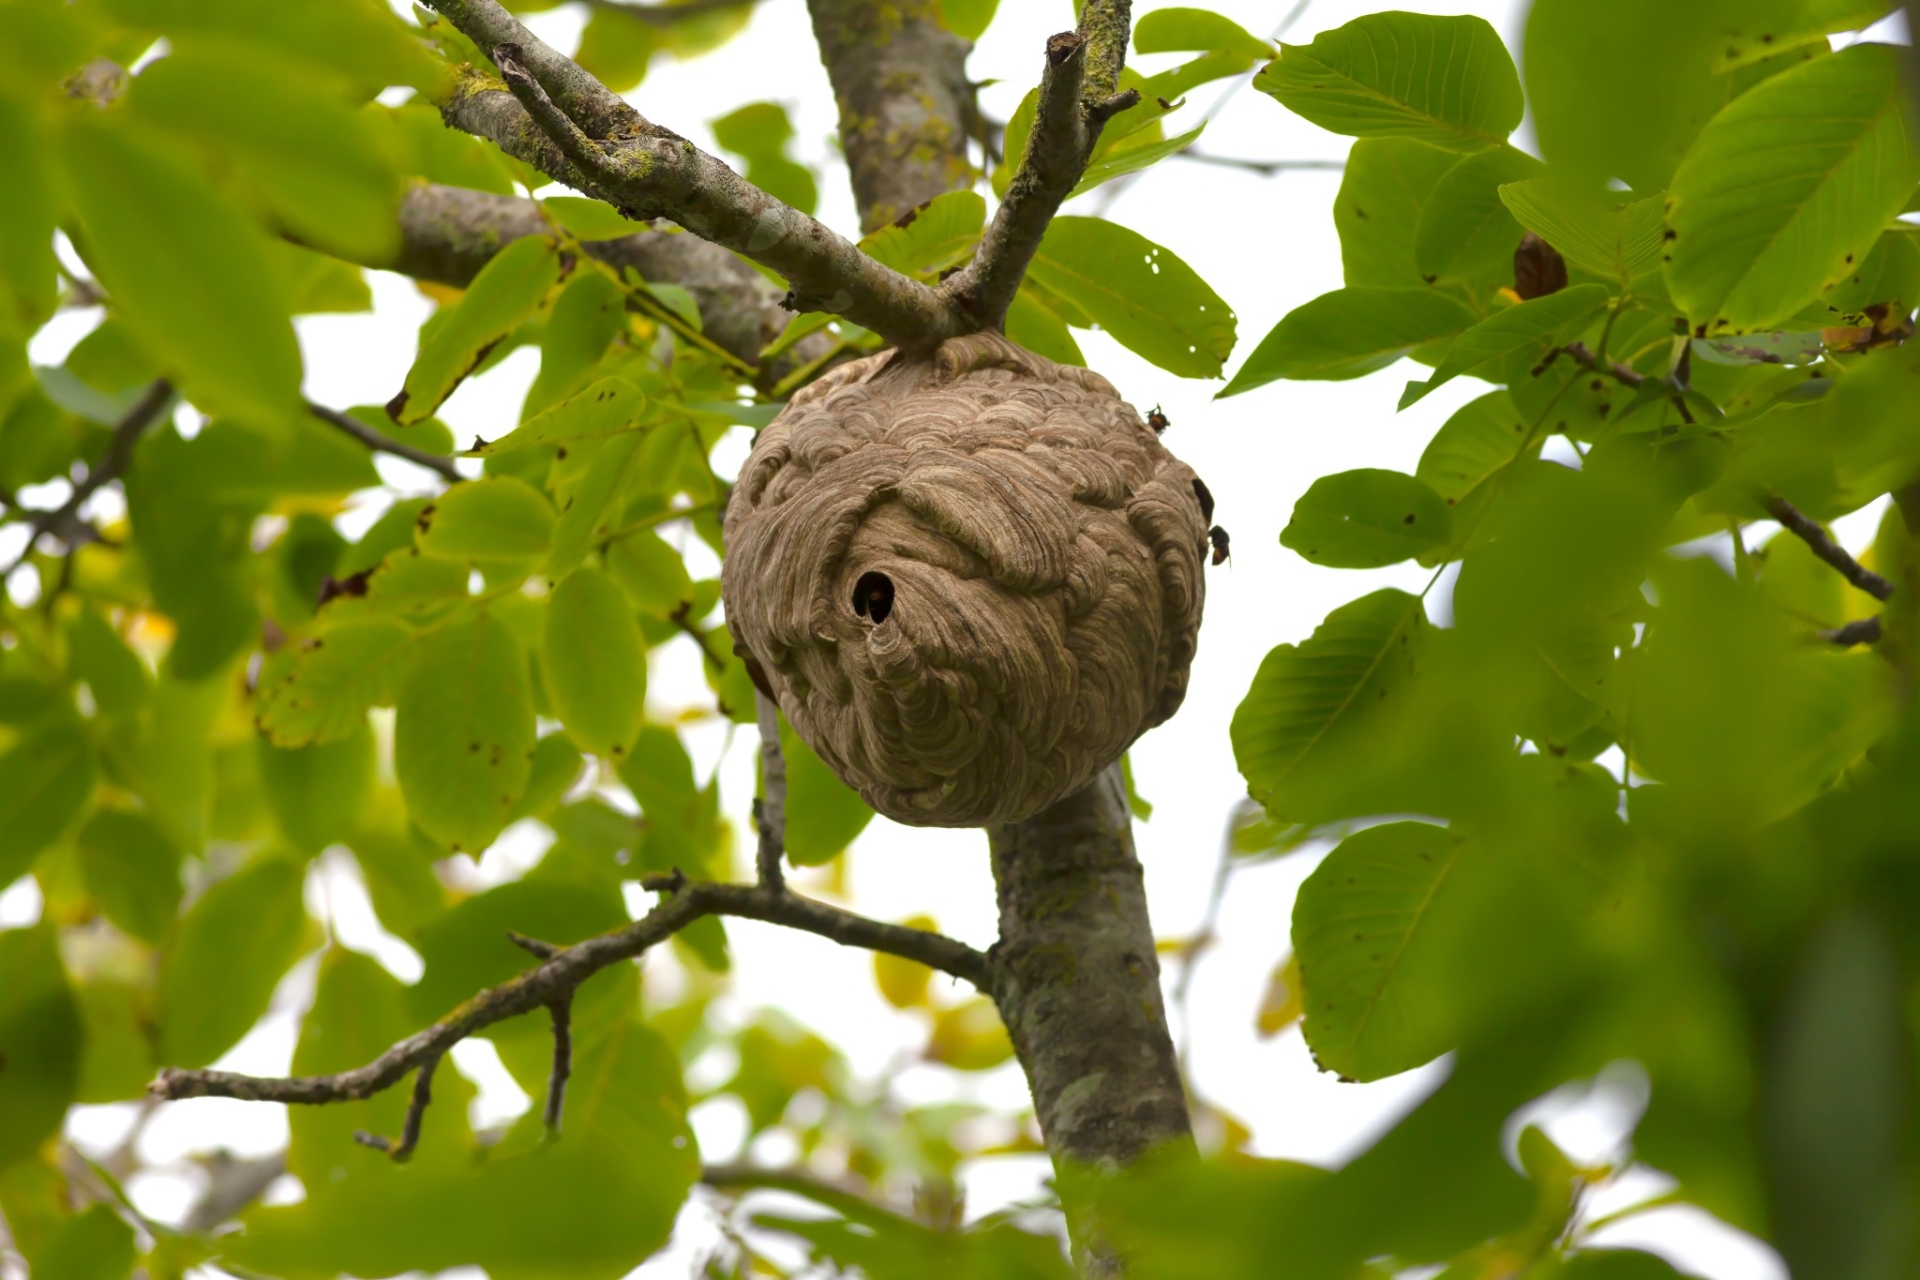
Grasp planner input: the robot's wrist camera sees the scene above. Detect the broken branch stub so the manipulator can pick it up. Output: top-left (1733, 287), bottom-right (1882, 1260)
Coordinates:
top-left (722, 332), bottom-right (1211, 827)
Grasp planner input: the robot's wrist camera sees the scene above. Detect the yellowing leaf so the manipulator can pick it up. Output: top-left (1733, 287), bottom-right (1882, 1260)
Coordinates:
top-left (256, 619), bottom-right (411, 746)
top-left (1256, 953), bottom-right (1304, 1038)
top-left (472, 377), bottom-right (646, 456)
top-left (926, 997), bottom-right (1014, 1072)
top-left (543, 565), bottom-right (647, 758)
top-left (395, 235), bottom-right (559, 424)
top-left (875, 916), bottom-right (939, 1010)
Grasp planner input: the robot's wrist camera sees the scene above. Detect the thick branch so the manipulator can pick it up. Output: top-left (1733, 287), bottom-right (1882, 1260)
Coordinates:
top-left (2, 379), bottom-right (171, 577)
top-left (431, 0), bottom-right (640, 139)
top-left (941, 12), bottom-right (1139, 329)
top-left (387, 184), bottom-right (827, 386)
top-left (308, 403), bottom-right (460, 481)
top-left (1763, 494), bottom-right (1895, 602)
top-left (150, 879), bottom-right (989, 1107)
top-left (806, 0), bottom-right (973, 233)
top-left (423, 0), bottom-right (967, 351)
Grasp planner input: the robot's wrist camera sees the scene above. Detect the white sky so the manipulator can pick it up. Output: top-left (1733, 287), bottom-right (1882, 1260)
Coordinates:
top-left (13, 0), bottom-right (1911, 1275)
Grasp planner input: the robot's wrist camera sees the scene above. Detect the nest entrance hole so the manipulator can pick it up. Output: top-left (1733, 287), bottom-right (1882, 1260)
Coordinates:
top-left (853, 571), bottom-right (895, 624)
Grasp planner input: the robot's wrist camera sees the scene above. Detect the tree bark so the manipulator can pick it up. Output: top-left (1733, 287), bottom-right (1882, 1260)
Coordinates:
top-left (806, 0), bottom-right (975, 232)
top-left (385, 183), bottom-right (829, 386)
top-left (989, 765), bottom-right (1193, 1276)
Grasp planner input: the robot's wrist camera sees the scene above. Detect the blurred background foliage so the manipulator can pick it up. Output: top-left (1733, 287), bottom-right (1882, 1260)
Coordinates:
top-left (0, 0), bottom-right (1917, 1277)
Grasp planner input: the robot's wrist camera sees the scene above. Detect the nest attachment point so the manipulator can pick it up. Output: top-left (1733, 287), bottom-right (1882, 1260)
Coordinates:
top-left (722, 332), bottom-right (1211, 827)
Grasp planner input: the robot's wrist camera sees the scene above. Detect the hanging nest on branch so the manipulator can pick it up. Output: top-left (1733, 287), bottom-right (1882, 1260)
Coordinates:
top-left (723, 332), bottom-right (1212, 827)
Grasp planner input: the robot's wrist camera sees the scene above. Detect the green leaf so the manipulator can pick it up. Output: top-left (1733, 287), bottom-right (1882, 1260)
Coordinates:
top-left (393, 613), bottom-right (537, 852)
top-left (1134, 8), bottom-right (1274, 57)
top-left (575, 5), bottom-right (663, 93)
top-left (605, 527), bottom-right (694, 618)
top-left (258, 721), bottom-right (376, 854)
top-left (347, 824), bottom-right (451, 940)
top-left (1713, 0), bottom-right (1896, 71)
top-left (416, 476), bottom-right (555, 565)
top-left (1414, 146), bottom-right (1543, 284)
top-left (1417, 390), bottom-right (1533, 504)
top-left (524, 271), bottom-right (627, 419)
top-left (508, 733), bottom-right (588, 823)
top-left (1498, 179), bottom-right (1666, 284)
top-left (68, 606), bottom-right (150, 718)
top-left (158, 856), bottom-right (308, 1068)
top-left (1401, 284), bottom-right (1610, 407)
top-left (541, 196), bottom-right (648, 243)
top-left (75, 807), bottom-right (182, 945)
top-left (407, 878), bottom-right (628, 1031)
top-left (618, 725), bottom-right (722, 877)
top-left (858, 190), bottom-right (985, 281)
top-left (256, 619), bottom-right (411, 747)
top-left (936, 0), bottom-right (998, 41)
top-left (0, 96), bottom-right (57, 336)
top-left (75, 979), bottom-right (157, 1104)
top-left (62, 115), bottom-right (301, 425)
top-left (0, 721), bottom-right (95, 886)
top-left (1005, 287), bottom-right (1085, 366)
top-left (1230, 589), bottom-right (1429, 823)
top-left (1294, 821), bottom-right (1458, 1081)
top-left (543, 565), bottom-right (647, 759)
top-left (1666, 43), bottom-right (1920, 332)
top-left (1025, 216), bottom-right (1235, 378)
top-left (1069, 123), bottom-right (1205, 199)
top-left (29, 1203), bottom-right (133, 1279)
top-left (710, 102), bottom-right (817, 215)
top-left (395, 235), bottom-right (559, 424)
top-left (547, 433), bottom-right (647, 581)
top-left (1333, 139), bottom-right (1465, 295)
top-left (127, 43), bottom-right (401, 263)
top-left (472, 378), bottom-right (646, 456)
top-left (0, 923), bottom-right (81, 1168)
top-left (1281, 470), bottom-right (1452, 568)
top-left (287, 949), bottom-right (442, 1186)
top-left (1221, 288), bottom-right (1474, 396)
top-left (1256, 12), bottom-right (1523, 151)
top-left (234, 995), bottom-right (695, 1280)
top-left (779, 714), bottom-right (874, 866)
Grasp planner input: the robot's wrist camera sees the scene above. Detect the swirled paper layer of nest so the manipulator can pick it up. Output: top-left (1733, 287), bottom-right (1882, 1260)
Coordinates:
top-left (723, 333), bottom-right (1209, 827)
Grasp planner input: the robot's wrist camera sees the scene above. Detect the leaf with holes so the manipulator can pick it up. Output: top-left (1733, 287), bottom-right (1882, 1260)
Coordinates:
top-left (1025, 216), bottom-right (1235, 378)
top-left (1222, 288), bottom-right (1475, 396)
top-left (1257, 12), bottom-right (1523, 151)
top-left (1294, 822), bottom-right (1459, 1081)
top-left (1667, 43), bottom-right (1920, 332)
top-left (1282, 470), bottom-right (1452, 568)
top-left (394, 613), bottom-right (537, 852)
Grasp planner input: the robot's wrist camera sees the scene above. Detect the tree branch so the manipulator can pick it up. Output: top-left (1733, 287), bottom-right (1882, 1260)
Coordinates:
top-left (308, 403), bottom-right (461, 482)
top-left (353, 1053), bottom-right (439, 1162)
top-left (942, 8), bottom-right (1139, 329)
top-left (423, 0), bottom-right (968, 351)
top-left (754, 690), bottom-right (788, 891)
top-left (2, 379), bottom-right (171, 578)
top-left (1826, 616), bottom-right (1884, 646)
top-left (1762, 493), bottom-right (1895, 602)
top-left (150, 879), bottom-right (990, 1113)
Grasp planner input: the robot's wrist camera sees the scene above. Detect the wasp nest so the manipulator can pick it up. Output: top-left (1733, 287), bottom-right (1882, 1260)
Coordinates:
top-left (722, 332), bottom-right (1211, 827)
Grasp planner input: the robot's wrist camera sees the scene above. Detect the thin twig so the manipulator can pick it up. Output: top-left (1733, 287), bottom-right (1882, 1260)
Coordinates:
top-left (2, 379), bottom-right (171, 578)
top-left (1171, 152), bottom-right (1344, 176)
top-left (543, 999), bottom-right (572, 1135)
top-left (670, 601), bottom-right (727, 671)
top-left (1762, 494), bottom-right (1894, 602)
top-left (308, 403), bottom-right (461, 482)
top-left (943, 14), bottom-right (1138, 328)
top-left (353, 1053), bottom-right (439, 1163)
top-left (754, 691), bottom-right (788, 891)
top-left (151, 879), bottom-right (990, 1115)
top-left (1559, 341), bottom-right (1646, 388)
top-left (1826, 616), bottom-right (1884, 646)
